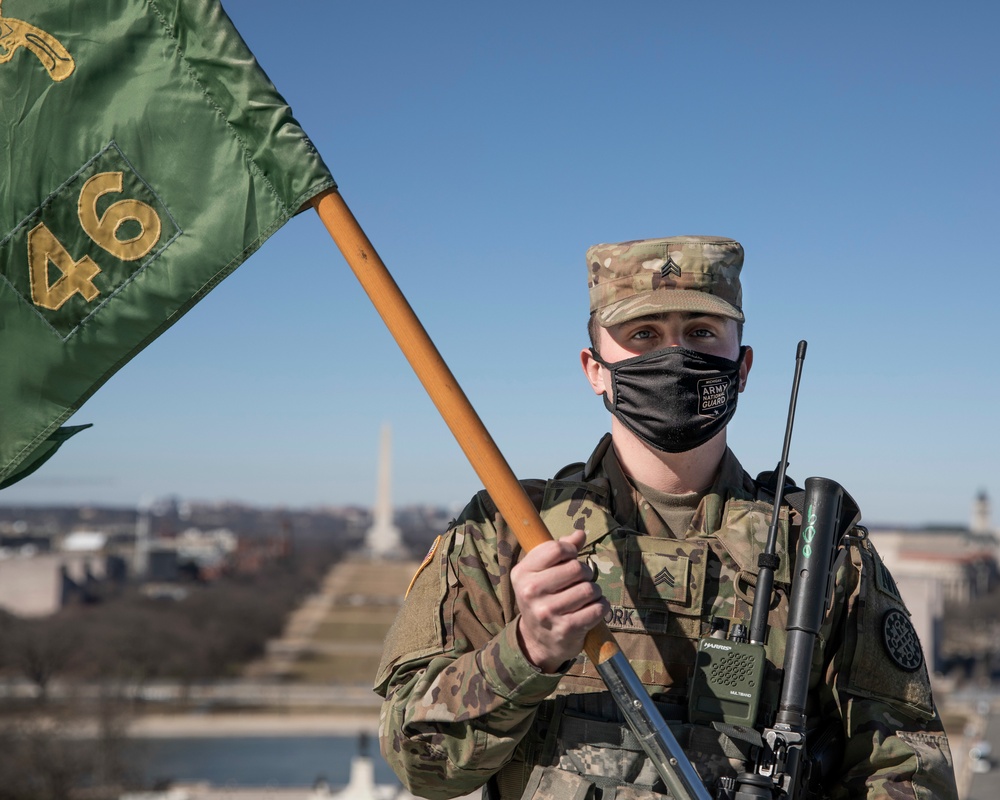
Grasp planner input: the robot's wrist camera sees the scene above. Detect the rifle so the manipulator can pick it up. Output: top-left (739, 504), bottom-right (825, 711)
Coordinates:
top-left (687, 342), bottom-right (861, 799)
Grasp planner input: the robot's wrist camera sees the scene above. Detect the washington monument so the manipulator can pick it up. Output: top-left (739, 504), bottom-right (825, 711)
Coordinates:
top-left (364, 423), bottom-right (403, 558)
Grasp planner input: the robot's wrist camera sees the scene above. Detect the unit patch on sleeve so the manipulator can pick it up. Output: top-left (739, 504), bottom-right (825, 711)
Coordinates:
top-left (874, 554), bottom-right (903, 602)
top-left (406, 535), bottom-right (441, 598)
top-left (882, 608), bottom-right (924, 672)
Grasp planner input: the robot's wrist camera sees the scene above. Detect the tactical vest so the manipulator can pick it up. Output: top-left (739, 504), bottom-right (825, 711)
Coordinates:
top-left (489, 472), bottom-right (813, 800)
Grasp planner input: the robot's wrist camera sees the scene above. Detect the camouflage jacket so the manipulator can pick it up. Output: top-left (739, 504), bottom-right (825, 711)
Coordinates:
top-left (374, 435), bottom-right (957, 800)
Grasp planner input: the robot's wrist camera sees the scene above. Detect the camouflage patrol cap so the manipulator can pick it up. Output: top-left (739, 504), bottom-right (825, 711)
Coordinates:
top-left (586, 236), bottom-right (744, 327)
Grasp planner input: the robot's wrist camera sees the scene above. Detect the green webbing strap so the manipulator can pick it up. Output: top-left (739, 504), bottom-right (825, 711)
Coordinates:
top-left (708, 722), bottom-right (764, 761)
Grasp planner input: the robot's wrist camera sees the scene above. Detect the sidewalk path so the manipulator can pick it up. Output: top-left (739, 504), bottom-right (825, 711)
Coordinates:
top-left (127, 710), bottom-right (380, 738)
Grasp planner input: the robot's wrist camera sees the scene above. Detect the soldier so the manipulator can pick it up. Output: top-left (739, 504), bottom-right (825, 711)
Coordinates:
top-left (374, 237), bottom-right (958, 800)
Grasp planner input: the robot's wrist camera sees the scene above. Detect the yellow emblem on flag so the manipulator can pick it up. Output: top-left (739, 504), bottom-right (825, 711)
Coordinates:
top-left (0, 1), bottom-right (76, 81)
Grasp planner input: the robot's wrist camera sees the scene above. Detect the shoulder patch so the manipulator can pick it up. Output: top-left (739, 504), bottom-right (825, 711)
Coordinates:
top-left (882, 608), bottom-right (924, 672)
top-left (844, 540), bottom-right (935, 718)
top-left (406, 535), bottom-right (441, 598)
top-left (873, 552), bottom-right (903, 602)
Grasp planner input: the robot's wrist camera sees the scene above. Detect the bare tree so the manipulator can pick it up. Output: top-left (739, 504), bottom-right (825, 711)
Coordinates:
top-left (3, 614), bottom-right (81, 702)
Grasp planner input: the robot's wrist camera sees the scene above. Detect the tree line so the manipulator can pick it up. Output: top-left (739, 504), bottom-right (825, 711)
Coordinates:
top-left (0, 538), bottom-right (341, 800)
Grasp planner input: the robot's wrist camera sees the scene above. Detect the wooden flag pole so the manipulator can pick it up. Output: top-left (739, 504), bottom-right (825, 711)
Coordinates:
top-left (310, 190), bottom-right (559, 553)
top-left (311, 188), bottom-right (709, 800)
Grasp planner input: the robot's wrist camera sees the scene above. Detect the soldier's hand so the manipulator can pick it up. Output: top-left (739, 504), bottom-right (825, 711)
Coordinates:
top-left (511, 528), bottom-right (608, 673)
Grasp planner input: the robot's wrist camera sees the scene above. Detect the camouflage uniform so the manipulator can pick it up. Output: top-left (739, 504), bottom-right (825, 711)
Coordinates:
top-left (375, 435), bottom-right (957, 800)
top-left (375, 235), bottom-right (957, 800)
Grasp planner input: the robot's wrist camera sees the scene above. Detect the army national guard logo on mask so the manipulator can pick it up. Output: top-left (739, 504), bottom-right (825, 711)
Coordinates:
top-left (882, 608), bottom-right (924, 672)
top-left (698, 376), bottom-right (732, 417)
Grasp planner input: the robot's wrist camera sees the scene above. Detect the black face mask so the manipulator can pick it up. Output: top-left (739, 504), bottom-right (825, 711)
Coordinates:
top-left (591, 346), bottom-right (747, 454)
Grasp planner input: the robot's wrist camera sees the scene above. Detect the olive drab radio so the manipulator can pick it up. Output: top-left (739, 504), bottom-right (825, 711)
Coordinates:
top-left (687, 342), bottom-right (862, 799)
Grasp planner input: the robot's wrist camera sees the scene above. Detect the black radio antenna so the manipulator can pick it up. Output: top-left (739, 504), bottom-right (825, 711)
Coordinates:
top-left (748, 340), bottom-right (807, 646)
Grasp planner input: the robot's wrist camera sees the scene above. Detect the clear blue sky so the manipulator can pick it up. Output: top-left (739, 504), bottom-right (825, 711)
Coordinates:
top-left (3, 1), bottom-right (997, 527)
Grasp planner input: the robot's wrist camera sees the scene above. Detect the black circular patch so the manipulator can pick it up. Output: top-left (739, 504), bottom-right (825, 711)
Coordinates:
top-left (882, 608), bottom-right (923, 672)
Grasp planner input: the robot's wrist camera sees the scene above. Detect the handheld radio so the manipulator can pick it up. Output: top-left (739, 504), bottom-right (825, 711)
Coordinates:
top-left (688, 340), bottom-right (807, 730)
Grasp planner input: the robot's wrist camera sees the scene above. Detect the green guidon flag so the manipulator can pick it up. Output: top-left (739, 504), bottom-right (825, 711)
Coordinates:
top-left (0, 0), bottom-right (336, 488)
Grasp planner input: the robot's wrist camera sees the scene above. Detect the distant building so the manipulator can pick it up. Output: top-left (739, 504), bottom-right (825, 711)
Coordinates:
top-left (0, 551), bottom-right (114, 616)
top-left (972, 489), bottom-right (992, 536)
top-left (868, 526), bottom-right (998, 604)
top-left (0, 520), bottom-right (241, 615)
top-left (868, 491), bottom-right (998, 674)
top-left (61, 530), bottom-right (108, 553)
top-left (0, 531), bottom-right (51, 554)
top-left (176, 527), bottom-right (238, 570)
top-left (147, 547), bottom-right (181, 582)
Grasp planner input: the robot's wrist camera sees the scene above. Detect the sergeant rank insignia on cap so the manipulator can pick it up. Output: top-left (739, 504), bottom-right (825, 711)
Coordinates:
top-left (660, 257), bottom-right (681, 278)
